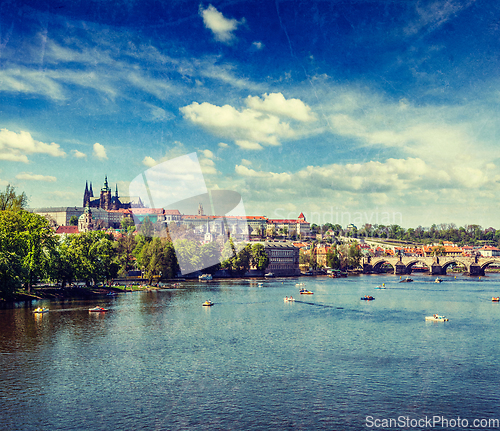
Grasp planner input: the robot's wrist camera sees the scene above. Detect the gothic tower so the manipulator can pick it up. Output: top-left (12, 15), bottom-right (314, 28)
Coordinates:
top-left (100, 176), bottom-right (112, 210)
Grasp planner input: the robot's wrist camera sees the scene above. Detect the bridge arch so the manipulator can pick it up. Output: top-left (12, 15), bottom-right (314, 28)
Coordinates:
top-left (404, 259), bottom-right (430, 274)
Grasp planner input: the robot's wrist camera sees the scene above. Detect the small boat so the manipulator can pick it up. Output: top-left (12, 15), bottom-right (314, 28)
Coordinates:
top-left (202, 300), bottom-right (214, 306)
top-left (361, 296), bottom-right (375, 301)
top-left (264, 272), bottom-right (275, 278)
top-left (375, 284), bottom-right (386, 289)
top-left (434, 278), bottom-right (443, 283)
top-left (89, 306), bottom-right (109, 312)
top-left (199, 274), bottom-right (212, 281)
top-left (296, 283), bottom-right (305, 287)
top-left (299, 289), bottom-right (313, 294)
top-left (284, 296), bottom-right (295, 302)
top-left (492, 297), bottom-right (500, 302)
top-left (400, 277), bottom-right (413, 283)
top-left (107, 291), bottom-right (118, 296)
top-left (33, 307), bottom-right (49, 314)
top-left (257, 282), bottom-right (263, 287)
top-left (425, 314), bottom-right (448, 322)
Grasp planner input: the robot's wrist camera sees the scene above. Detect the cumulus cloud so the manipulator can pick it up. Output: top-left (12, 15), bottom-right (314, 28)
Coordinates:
top-left (199, 5), bottom-right (243, 44)
top-left (143, 156), bottom-right (157, 167)
top-left (218, 142), bottom-right (229, 149)
top-left (180, 100), bottom-right (296, 149)
top-left (16, 172), bottom-right (57, 182)
top-left (246, 93), bottom-right (316, 122)
top-left (93, 143), bottom-right (107, 160)
top-left (72, 149), bottom-right (87, 159)
top-left (0, 128), bottom-right (66, 163)
top-left (252, 42), bottom-right (264, 50)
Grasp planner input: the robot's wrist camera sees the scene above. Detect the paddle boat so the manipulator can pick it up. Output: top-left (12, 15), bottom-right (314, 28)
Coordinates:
top-left (284, 296), bottom-right (295, 302)
top-left (199, 274), bottom-right (212, 281)
top-left (492, 297), bottom-right (500, 302)
top-left (264, 272), bottom-right (275, 278)
top-left (89, 306), bottom-right (109, 312)
top-left (434, 278), bottom-right (443, 283)
top-left (361, 296), bottom-right (375, 301)
top-left (299, 288), bottom-right (313, 294)
top-left (425, 314), bottom-right (448, 322)
top-left (202, 300), bottom-right (214, 307)
top-left (400, 277), bottom-right (413, 283)
top-left (33, 307), bottom-right (49, 314)
top-left (106, 291), bottom-right (118, 296)
top-left (257, 282), bottom-right (263, 287)
top-left (375, 283), bottom-right (386, 289)
top-left (296, 283), bottom-right (305, 287)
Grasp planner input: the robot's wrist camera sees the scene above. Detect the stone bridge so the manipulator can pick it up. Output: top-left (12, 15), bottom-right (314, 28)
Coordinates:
top-left (362, 255), bottom-right (500, 276)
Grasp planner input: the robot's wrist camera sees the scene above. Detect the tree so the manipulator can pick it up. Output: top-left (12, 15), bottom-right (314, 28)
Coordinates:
top-left (347, 242), bottom-right (362, 268)
top-left (251, 243), bottom-right (269, 271)
top-left (69, 216), bottom-right (79, 226)
top-left (326, 247), bottom-right (341, 269)
top-left (70, 231), bottom-right (116, 285)
top-left (140, 216), bottom-right (154, 240)
top-left (0, 210), bottom-right (56, 293)
top-left (0, 184), bottom-right (28, 211)
top-left (120, 216), bottom-right (135, 232)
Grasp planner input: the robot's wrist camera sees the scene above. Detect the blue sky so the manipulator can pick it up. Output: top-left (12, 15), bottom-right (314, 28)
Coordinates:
top-left (1, 0), bottom-right (500, 228)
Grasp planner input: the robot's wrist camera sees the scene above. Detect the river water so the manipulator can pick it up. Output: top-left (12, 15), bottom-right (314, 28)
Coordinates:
top-left (1, 273), bottom-right (500, 430)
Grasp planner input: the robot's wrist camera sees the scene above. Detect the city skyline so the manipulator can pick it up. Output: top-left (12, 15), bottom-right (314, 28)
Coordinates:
top-left (1, 0), bottom-right (500, 228)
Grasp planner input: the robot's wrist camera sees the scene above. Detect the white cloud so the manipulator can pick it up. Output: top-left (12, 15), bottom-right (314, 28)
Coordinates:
top-left (93, 143), bottom-right (108, 160)
top-left (200, 157), bottom-right (218, 175)
top-left (202, 149), bottom-right (214, 159)
top-left (0, 128), bottom-right (66, 163)
top-left (235, 140), bottom-right (263, 150)
top-left (241, 159), bottom-right (252, 166)
top-left (199, 5), bottom-right (243, 44)
top-left (246, 93), bottom-right (317, 122)
top-left (16, 172), bottom-right (57, 182)
top-left (252, 42), bottom-right (264, 50)
top-left (143, 156), bottom-right (157, 167)
top-left (218, 142), bottom-right (229, 149)
top-left (180, 101), bottom-right (294, 149)
top-left (72, 149), bottom-right (87, 159)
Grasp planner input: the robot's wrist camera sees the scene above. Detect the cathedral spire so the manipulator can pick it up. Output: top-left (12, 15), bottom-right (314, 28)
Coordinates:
top-left (115, 183), bottom-right (119, 197)
top-left (89, 182), bottom-right (94, 197)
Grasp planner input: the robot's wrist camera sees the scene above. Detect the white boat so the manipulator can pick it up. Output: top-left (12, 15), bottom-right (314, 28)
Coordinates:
top-left (89, 306), bottom-right (109, 312)
top-left (434, 278), bottom-right (443, 283)
top-left (264, 273), bottom-right (275, 278)
top-left (202, 300), bottom-right (214, 306)
top-left (425, 314), bottom-right (448, 322)
top-left (33, 307), bottom-right (49, 314)
top-left (284, 297), bottom-right (295, 302)
top-left (199, 274), bottom-right (212, 281)
top-left (375, 283), bottom-right (386, 289)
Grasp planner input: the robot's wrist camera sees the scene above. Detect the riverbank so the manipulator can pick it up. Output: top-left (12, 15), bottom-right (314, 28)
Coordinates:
top-left (3, 284), bottom-right (165, 304)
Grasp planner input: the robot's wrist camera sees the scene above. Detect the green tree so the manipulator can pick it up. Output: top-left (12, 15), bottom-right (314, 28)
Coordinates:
top-left (0, 210), bottom-right (56, 294)
top-left (69, 216), bottom-right (79, 226)
top-left (251, 243), bottom-right (269, 271)
top-left (326, 247), bottom-right (341, 269)
top-left (120, 216), bottom-right (135, 232)
top-left (70, 231), bottom-right (116, 285)
top-left (347, 242), bottom-right (362, 268)
top-left (0, 184), bottom-right (28, 211)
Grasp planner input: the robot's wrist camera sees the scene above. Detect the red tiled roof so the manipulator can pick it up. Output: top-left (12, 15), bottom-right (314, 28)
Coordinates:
top-left (56, 226), bottom-right (79, 234)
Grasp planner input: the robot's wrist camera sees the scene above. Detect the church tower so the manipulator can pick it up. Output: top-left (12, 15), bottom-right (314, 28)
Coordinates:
top-left (113, 184), bottom-right (120, 210)
top-left (83, 181), bottom-right (90, 207)
top-left (198, 203), bottom-right (204, 216)
top-left (78, 204), bottom-right (94, 233)
top-left (100, 176), bottom-right (112, 210)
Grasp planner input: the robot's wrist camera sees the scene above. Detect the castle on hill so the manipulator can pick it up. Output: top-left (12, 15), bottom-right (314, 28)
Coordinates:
top-left (83, 176), bottom-right (144, 210)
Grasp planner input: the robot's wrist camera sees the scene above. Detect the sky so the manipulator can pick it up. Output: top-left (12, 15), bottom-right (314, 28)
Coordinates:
top-left (1, 0), bottom-right (500, 229)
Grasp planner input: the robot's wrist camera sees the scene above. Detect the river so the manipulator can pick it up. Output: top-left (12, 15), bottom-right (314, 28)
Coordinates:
top-left (1, 273), bottom-right (500, 430)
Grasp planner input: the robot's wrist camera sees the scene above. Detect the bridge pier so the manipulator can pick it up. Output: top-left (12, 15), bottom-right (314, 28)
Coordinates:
top-left (469, 264), bottom-right (485, 276)
top-left (395, 262), bottom-right (410, 275)
top-left (430, 264), bottom-right (446, 275)
top-left (363, 263), bottom-right (373, 274)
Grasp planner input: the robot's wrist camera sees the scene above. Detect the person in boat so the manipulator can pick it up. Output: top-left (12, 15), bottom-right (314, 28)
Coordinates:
top-left (290, 296), bottom-right (293, 300)
top-left (285, 296), bottom-right (288, 300)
